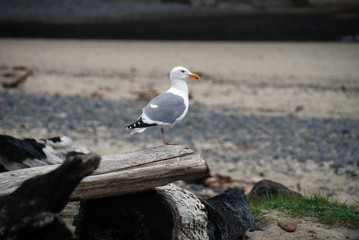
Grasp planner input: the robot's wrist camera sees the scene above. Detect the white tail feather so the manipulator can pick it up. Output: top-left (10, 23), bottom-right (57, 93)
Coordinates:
top-left (129, 127), bottom-right (147, 135)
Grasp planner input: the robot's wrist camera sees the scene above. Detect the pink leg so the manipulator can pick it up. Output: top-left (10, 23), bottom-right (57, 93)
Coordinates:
top-left (161, 127), bottom-right (177, 145)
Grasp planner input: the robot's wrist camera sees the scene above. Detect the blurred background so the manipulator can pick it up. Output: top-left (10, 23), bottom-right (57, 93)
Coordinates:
top-left (1, 0), bottom-right (359, 216)
top-left (1, 0), bottom-right (359, 237)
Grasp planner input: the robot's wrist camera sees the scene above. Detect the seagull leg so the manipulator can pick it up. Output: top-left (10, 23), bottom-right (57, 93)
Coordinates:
top-left (161, 127), bottom-right (176, 145)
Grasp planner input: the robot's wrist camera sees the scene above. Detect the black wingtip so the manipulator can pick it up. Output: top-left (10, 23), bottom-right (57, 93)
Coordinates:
top-left (126, 117), bottom-right (157, 130)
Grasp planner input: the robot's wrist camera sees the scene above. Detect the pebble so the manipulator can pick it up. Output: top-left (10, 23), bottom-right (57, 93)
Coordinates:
top-left (278, 221), bottom-right (298, 232)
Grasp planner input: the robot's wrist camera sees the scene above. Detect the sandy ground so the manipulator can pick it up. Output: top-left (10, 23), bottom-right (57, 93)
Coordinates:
top-left (246, 210), bottom-right (359, 240)
top-left (1, 39), bottom-right (358, 118)
top-left (1, 39), bottom-right (359, 239)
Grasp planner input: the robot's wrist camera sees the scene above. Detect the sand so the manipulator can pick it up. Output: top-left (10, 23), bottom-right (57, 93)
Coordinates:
top-left (1, 39), bottom-right (358, 117)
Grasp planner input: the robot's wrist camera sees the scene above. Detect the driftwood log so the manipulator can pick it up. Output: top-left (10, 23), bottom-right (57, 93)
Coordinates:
top-left (0, 145), bottom-right (209, 200)
top-left (0, 153), bottom-right (101, 240)
top-left (0, 145), bottom-right (255, 240)
top-left (75, 184), bottom-right (255, 240)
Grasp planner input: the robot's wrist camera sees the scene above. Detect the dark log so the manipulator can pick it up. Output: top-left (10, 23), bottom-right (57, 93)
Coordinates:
top-left (75, 184), bottom-right (255, 240)
top-left (0, 153), bottom-right (101, 240)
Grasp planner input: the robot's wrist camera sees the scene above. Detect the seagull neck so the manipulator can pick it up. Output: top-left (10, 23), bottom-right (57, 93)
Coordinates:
top-left (169, 79), bottom-right (188, 96)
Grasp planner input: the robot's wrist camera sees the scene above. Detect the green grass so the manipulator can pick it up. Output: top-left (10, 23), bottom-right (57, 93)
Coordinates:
top-left (249, 192), bottom-right (359, 229)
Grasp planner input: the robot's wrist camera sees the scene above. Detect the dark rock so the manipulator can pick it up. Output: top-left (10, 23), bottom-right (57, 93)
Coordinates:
top-left (248, 179), bottom-right (302, 199)
top-left (203, 188), bottom-right (256, 240)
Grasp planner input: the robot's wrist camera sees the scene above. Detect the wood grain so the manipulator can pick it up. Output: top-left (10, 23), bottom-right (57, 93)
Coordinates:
top-left (0, 145), bottom-right (209, 201)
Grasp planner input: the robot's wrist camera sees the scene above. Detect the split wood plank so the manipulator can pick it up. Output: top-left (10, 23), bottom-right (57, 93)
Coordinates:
top-left (0, 145), bottom-right (209, 201)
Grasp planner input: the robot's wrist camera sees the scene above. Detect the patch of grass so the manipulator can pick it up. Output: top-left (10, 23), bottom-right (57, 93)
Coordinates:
top-left (249, 192), bottom-right (359, 229)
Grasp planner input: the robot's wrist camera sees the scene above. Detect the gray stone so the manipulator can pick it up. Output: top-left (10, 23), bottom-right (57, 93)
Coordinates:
top-left (248, 179), bottom-right (302, 199)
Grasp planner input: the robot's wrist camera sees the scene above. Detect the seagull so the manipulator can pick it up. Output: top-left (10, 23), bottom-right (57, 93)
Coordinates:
top-left (125, 66), bottom-right (200, 145)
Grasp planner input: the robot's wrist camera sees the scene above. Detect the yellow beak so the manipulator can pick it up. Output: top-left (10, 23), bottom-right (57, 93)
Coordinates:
top-left (188, 73), bottom-right (200, 80)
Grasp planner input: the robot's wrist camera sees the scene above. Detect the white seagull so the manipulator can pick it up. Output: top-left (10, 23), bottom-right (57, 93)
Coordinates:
top-left (125, 66), bottom-right (200, 145)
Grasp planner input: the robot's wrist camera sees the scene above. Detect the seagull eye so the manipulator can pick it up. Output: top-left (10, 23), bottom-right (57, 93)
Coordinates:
top-left (181, 70), bottom-right (185, 73)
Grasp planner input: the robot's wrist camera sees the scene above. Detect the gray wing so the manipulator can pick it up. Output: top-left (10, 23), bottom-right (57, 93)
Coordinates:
top-left (143, 92), bottom-right (186, 124)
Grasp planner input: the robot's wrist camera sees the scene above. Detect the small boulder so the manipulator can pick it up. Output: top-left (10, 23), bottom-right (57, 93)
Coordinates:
top-left (248, 179), bottom-right (302, 199)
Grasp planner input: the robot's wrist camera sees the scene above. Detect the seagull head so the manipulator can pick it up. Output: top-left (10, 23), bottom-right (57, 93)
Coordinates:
top-left (170, 66), bottom-right (200, 81)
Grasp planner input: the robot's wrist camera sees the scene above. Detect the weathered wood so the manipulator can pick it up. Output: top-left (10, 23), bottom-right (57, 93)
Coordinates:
top-left (156, 184), bottom-right (209, 240)
top-left (75, 184), bottom-right (256, 240)
top-left (0, 145), bottom-right (209, 200)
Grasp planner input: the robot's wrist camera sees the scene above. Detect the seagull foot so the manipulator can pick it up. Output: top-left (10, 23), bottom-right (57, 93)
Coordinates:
top-left (165, 143), bottom-right (177, 145)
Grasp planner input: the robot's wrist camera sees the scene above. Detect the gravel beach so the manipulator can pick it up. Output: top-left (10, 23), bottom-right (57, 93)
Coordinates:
top-left (1, 39), bottom-right (358, 205)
